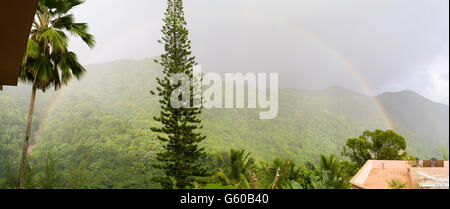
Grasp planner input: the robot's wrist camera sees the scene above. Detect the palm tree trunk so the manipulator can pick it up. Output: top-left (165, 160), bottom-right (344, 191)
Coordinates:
top-left (18, 85), bottom-right (37, 189)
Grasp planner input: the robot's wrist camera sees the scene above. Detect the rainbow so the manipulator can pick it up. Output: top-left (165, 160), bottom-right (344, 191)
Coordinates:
top-left (30, 84), bottom-right (68, 155)
top-left (38, 85), bottom-right (67, 128)
top-left (255, 14), bottom-right (396, 130)
top-left (30, 23), bottom-right (144, 145)
top-left (33, 11), bottom-right (396, 145)
top-left (330, 50), bottom-right (395, 130)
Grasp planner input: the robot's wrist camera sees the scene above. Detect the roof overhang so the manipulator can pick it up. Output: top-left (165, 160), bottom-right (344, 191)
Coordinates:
top-left (0, 0), bottom-right (39, 88)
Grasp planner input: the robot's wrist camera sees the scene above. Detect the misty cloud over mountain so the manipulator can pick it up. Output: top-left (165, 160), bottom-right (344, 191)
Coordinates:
top-left (69, 0), bottom-right (449, 105)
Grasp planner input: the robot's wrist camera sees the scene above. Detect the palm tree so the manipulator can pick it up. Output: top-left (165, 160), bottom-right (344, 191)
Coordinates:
top-left (262, 158), bottom-right (301, 189)
top-left (306, 154), bottom-right (343, 176)
top-left (306, 154), bottom-right (349, 189)
top-left (229, 149), bottom-right (254, 184)
top-left (18, 0), bottom-right (94, 189)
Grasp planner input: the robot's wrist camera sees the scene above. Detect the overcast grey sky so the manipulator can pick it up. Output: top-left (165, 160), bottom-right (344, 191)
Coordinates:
top-left (69, 0), bottom-right (449, 105)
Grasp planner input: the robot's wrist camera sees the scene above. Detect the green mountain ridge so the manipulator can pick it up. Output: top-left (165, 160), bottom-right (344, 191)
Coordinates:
top-left (0, 58), bottom-right (448, 187)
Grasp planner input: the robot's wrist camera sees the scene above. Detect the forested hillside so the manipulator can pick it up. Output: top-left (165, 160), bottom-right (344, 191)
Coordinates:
top-left (1, 58), bottom-right (448, 188)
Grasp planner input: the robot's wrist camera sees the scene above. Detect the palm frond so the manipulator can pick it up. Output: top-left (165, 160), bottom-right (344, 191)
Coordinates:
top-left (43, 0), bottom-right (85, 15)
top-left (59, 51), bottom-right (86, 80)
top-left (53, 15), bottom-right (95, 48)
top-left (40, 28), bottom-right (68, 51)
top-left (22, 39), bottom-right (40, 65)
top-left (52, 14), bottom-right (75, 29)
top-left (33, 56), bottom-right (54, 90)
top-left (71, 23), bottom-right (95, 48)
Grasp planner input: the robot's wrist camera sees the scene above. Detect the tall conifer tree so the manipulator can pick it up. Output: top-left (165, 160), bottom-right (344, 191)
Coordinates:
top-left (151, 0), bottom-right (208, 189)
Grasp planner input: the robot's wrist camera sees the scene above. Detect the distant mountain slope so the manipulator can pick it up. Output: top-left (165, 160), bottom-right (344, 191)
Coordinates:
top-left (377, 91), bottom-right (449, 150)
top-left (286, 87), bottom-right (386, 127)
top-left (0, 58), bottom-right (448, 166)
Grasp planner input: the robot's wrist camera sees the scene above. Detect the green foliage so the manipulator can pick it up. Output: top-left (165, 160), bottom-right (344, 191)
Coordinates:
top-left (387, 178), bottom-right (407, 189)
top-left (296, 170), bottom-right (317, 189)
top-left (306, 154), bottom-right (351, 189)
top-left (342, 129), bottom-right (409, 167)
top-left (259, 159), bottom-right (302, 189)
top-left (186, 183), bottom-right (235, 189)
top-left (24, 158), bottom-right (38, 189)
top-left (196, 149), bottom-right (255, 188)
top-left (215, 171), bottom-right (232, 186)
top-left (66, 160), bottom-right (89, 188)
top-left (200, 183), bottom-right (235, 189)
top-left (150, 0), bottom-right (208, 189)
top-left (288, 170), bottom-right (346, 189)
top-left (39, 153), bottom-right (60, 189)
top-left (285, 180), bottom-right (304, 189)
top-left (229, 149), bottom-right (254, 184)
top-left (306, 154), bottom-right (342, 177)
top-left (341, 136), bottom-right (372, 167)
top-left (441, 146), bottom-right (449, 161)
top-left (0, 160), bottom-right (18, 189)
top-left (1, 57), bottom-right (447, 188)
top-left (235, 174), bottom-right (251, 189)
top-left (311, 170), bottom-right (341, 189)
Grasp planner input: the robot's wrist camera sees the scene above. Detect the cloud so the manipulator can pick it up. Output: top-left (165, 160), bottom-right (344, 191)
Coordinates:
top-left (420, 46), bottom-right (449, 105)
top-left (69, 0), bottom-right (449, 105)
top-left (379, 45), bottom-right (449, 105)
